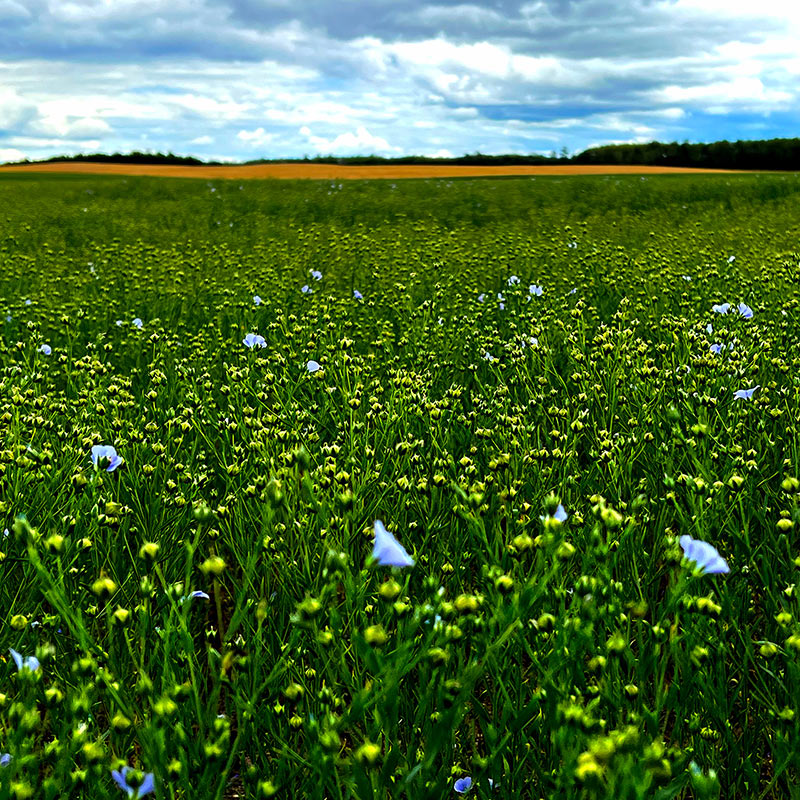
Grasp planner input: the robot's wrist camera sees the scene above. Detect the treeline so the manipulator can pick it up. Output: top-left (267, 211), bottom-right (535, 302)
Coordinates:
top-left (21, 151), bottom-right (221, 166)
top-left (4, 138), bottom-right (800, 170)
top-left (574, 138), bottom-right (800, 170)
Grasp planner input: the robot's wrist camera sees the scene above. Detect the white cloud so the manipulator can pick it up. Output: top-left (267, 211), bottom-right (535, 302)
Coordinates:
top-left (300, 125), bottom-right (402, 155)
top-left (0, 0), bottom-right (30, 20)
top-left (236, 127), bottom-right (274, 146)
top-left (190, 134), bottom-right (214, 145)
top-left (0, 147), bottom-right (26, 162)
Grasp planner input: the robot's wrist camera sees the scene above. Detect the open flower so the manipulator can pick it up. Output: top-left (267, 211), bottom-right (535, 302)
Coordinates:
top-left (38, 344), bottom-right (51, 355)
top-left (733, 385), bottom-right (759, 400)
top-left (507, 275), bottom-right (520, 286)
top-left (253, 295), bottom-right (262, 306)
top-left (112, 767), bottom-right (155, 799)
top-left (243, 333), bottom-right (266, 349)
top-left (311, 270), bottom-right (323, 281)
top-left (679, 535), bottom-right (730, 575)
top-left (91, 445), bottom-right (123, 472)
top-left (307, 360), bottom-right (321, 373)
top-left (712, 303), bottom-right (730, 315)
top-left (0, 754), bottom-right (11, 767)
top-left (454, 777), bottom-right (472, 793)
top-left (132, 318), bottom-right (143, 328)
top-left (354, 289), bottom-right (363, 300)
top-left (738, 302), bottom-right (753, 319)
top-left (710, 343), bottom-right (723, 355)
top-left (9, 648), bottom-right (40, 673)
top-left (372, 520), bottom-right (414, 568)
top-left (301, 284), bottom-right (312, 294)
top-left (529, 284), bottom-right (543, 296)
top-left (540, 503), bottom-right (568, 523)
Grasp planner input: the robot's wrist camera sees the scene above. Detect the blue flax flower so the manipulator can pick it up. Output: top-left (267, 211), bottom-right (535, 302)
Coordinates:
top-left (540, 504), bottom-right (568, 523)
top-left (132, 318), bottom-right (143, 329)
top-left (738, 302), bottom-right (753, 319)
top-left (0, 754), bottom-right (11, 767)
top-left (529, 284), bottom-right (543, 296)
top-left (709, 343), bottom-right (723, 355)
top-left (454, 777), bottom-right (472, 793)
top-left (733, 385), bottom-right (759, 400)
top-left (301, 284), bottom-right (312, 294)
top-left (372, 520), bottom-right (414, 568)
top-left (311, 270), bottom-right (323, 281)
top-left (38, 344), bottom-right (51, 355)
top-left (91, 445), bottom-right (123, 472)
top-left (711, 303), bottom-right (730, 315)
top-left (353, 289), bottom-right (363, 300)
top-left (477, 293), bottom-right (485, 303)
top-left (243, 333), bottom-right (266, 349)
top-left (112, 767), bottom-right (155, 799)
top-left (9, 648), bottom-right (40, 673)
top-left (307, 360), bottom-right (321, 373)
top-left (507, 275), bottom-right (520, 286)
top-left (679, 535), bottom-right (729, 575)
top-left (253, 295), bottom-right (262, 306)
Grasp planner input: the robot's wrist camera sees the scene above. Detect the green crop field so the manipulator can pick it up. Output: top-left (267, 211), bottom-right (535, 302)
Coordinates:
top-left (2, 171), bottom-right (800, 800)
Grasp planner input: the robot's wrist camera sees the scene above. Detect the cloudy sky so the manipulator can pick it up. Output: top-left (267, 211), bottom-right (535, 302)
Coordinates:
top-left (1, 0), bottom-right (798, 162)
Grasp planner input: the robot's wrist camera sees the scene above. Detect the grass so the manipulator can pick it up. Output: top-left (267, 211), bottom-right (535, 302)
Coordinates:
top-left (1, 172), bottom-right (800, 799)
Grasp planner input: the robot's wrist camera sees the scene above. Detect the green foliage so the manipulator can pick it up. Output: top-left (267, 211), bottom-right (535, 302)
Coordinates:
top-left (1, 173), bottom-right (800, 798)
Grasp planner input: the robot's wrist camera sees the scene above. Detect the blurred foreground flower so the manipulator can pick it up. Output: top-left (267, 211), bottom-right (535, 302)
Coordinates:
top-left (0, 754), bottom-right (10, 767)
top-left (9, 648), bottom-right (40, 673)
top-left (454, 776), bottom-right (472, 793)
top-left (680, 535), bottom-right (730, 575)
top-left (112, 766), bottom-right (155, 799)
top-left (733, 386), bottom-right (759, 400)
top-left (91, 445), bottom-right (123, 472)
top-left (372, 520), bottom-right (414, 568)
top-left (243, 333), bottom-right (266, 349)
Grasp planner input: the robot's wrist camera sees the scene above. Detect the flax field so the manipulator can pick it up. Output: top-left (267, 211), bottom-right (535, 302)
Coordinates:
top-left (1, 171), bottom-right (800, 800)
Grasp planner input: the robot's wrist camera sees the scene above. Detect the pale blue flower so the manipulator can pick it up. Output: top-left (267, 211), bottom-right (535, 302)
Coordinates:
top-left (507, 275), bottom-right (520, 286)
top-left (706, 323), bottom-right (713, 334)
top-left (253, 295), bottom-right (262, 306)
top-left (354, 290), bottom-right (363, 300)
top-left (243, 333), bottom-right (266, 349)
top-left (307, 360), bottom-right (321, 373)
top-left (738, 302), bottom-right (753, 319)
top-left (112, 766), bottom-right (155, 798)
top-left (24, 299), bottom-right (31, 306)
top-left (710, 343), bottom-right (723, 354)
top-left (540, 504), bottom-right (568, 523)
top-left (180, 590), bottom-right (210, 604)
top-left (477, 294), bottom-right (485, 303)
top-left (311, 270), bottom-right (323, 281)
top-left (301, 284), bottom-right (312, 294)
top-left (454, 777), bottom-right (472, 793)
top-left (116, 320), bottom-right (123, 326)
top-left (9, 648), bottom-right (40, 673)
top-left (712, 303), bottom-right (730, 315)
top-left (682, 275), bottom-right (692, 282)
top-left (679, 535), bottom-right (729, 575)
top-left (132, 318), bottom-right (143, 328)
top-left (529, 284), bottom-right (543, 296)
top-left (728, 255), bottom-right (735, 263)
top-left (91, 445), bottom-right (123, 472)
top-left (0, 754), bottom-right (11, 767)
top-left (733, 385), bottom-right (759, 400)
top-left (372, 520), bottom-right (414, 568)
top-left (38, 344), bottom-right (51, 356)
top-left (483, 352), bottom-right (495, 362)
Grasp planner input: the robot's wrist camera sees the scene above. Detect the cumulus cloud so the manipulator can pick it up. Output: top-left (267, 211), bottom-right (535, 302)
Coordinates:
top-left (299, 125), bottom-right (402, 155)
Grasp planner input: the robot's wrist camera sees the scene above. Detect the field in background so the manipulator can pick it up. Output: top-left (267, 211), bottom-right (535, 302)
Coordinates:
top-left (0, 162), bottom-right (744, 180)
top-left (1, 172), bottom-right (800, 799)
